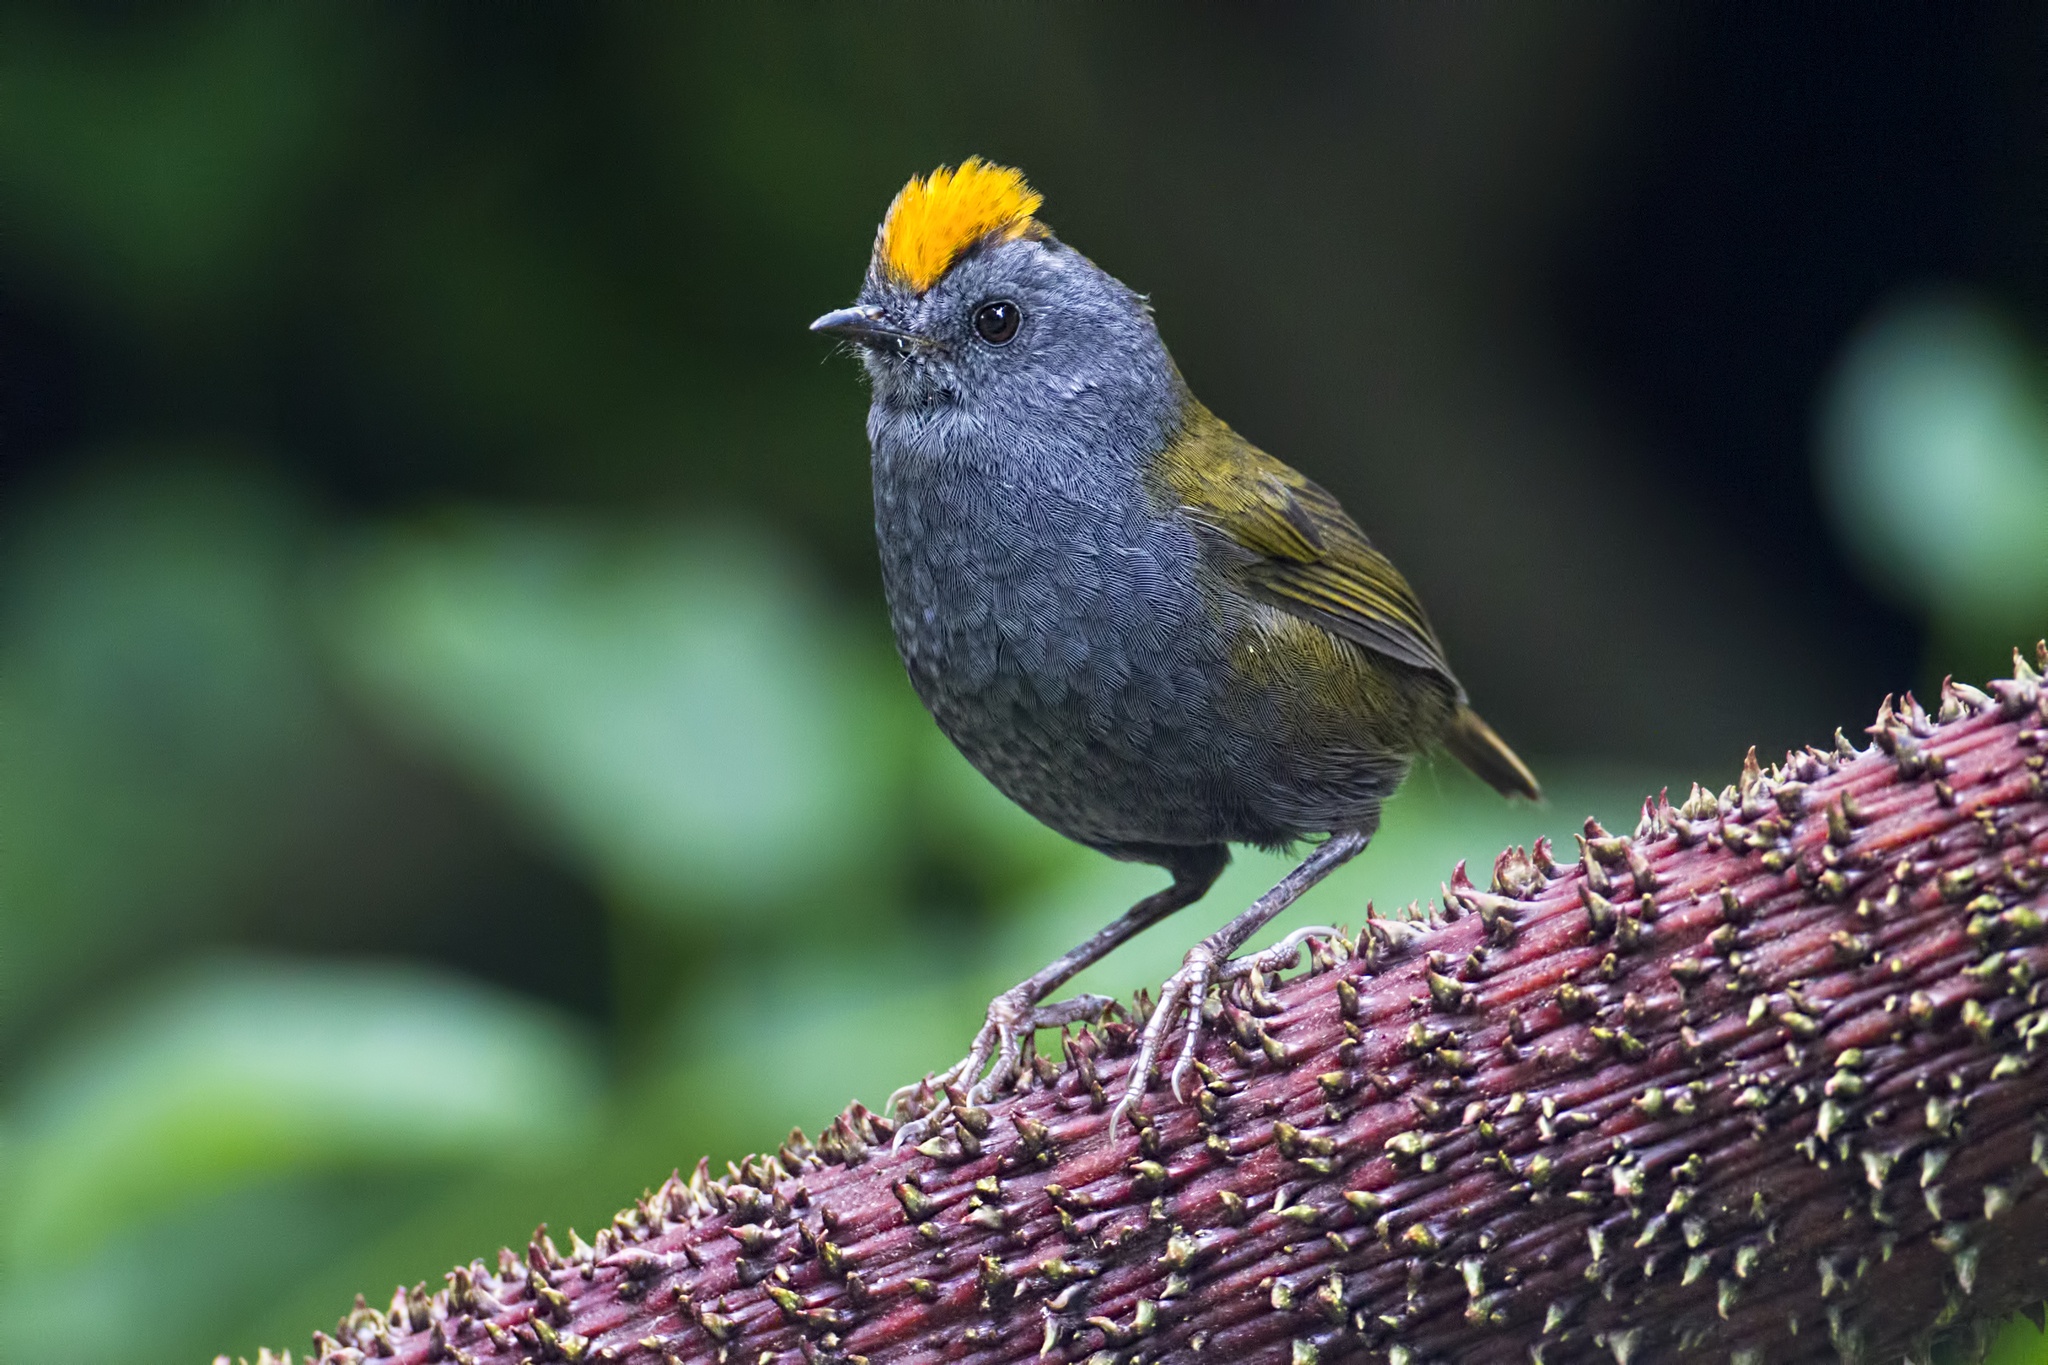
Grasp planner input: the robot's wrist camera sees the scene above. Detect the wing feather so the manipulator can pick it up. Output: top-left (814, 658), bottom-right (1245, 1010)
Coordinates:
top-left (1159, 405), bottom-right (1459, 685)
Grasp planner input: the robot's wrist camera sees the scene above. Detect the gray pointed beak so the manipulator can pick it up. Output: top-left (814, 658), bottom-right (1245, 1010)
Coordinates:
top-left (809, 304), bottom-right (922, 352)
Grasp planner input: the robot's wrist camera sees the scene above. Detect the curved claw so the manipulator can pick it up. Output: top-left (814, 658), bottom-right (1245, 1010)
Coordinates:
top-left (1111, 948), bottom-right (1217, 1139)
top-left (1111, 927), bottom-right (1339, 1139)
top-left (1214, 925), bottom-right (1339, 983)
top-left (1169, 996), bottom-right (1208, 1102)
top-left (890, 1111), bottom-right (935, 1151)
top-left (886, 1079), bottom-right (936, 1128)
top-left (894, 989), bottom-right (1118, 1145)
top-left (884, 1078), bottom-right (931, 1123)
top-left (968, 1022), bottom-right (1027, 1107)
top-left (887, 1060), bottom-right (971, 1151)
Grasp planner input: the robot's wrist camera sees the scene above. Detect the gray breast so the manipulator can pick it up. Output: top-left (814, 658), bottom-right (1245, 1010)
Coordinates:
top-left (872, 443), bottom-right (1269, 851)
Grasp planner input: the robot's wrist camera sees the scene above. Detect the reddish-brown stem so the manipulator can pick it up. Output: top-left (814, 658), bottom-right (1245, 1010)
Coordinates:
top-left (236, 655), bottom-right (2048, 1365)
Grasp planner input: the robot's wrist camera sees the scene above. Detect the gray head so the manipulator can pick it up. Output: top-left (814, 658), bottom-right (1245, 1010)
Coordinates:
top-left (812, 161), bottom-right (1186, 471)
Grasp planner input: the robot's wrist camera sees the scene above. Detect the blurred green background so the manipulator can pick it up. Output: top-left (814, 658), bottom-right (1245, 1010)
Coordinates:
top-left (3, 7), bottom-right (2046, 1363)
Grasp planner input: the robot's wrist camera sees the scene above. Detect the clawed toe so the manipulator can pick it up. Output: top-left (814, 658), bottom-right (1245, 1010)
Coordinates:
top-left (891, 989), bottom-right (1117, 1146)
top-left (884, 1076), bottom-right (937, 1124)
top-left (1109, 950), bottom-right (1213, 1138)
top-left (1111, 927), bottom-right (1338, 1138)
top-left (895, 919), bottom-right (1341, 1148)
top-left (1215, 924), bottom-right (1337, 982)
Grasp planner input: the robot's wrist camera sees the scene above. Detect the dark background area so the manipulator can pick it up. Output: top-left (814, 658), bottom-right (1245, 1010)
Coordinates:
top-left (2, 7), bottom-right (2045, 1363)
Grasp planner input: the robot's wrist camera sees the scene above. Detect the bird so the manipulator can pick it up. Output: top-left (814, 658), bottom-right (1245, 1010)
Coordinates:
top-left (811, 159), bottom-right (1539, 1138)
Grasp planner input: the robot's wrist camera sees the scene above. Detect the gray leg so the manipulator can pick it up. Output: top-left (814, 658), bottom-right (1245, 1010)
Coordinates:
top-left (890, 844), bottom-right (1228, 1144)
top-left (1111, 824), bottom-right (1374, 1136)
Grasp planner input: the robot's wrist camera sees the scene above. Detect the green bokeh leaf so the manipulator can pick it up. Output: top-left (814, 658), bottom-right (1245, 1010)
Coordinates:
top-left (0, 1176), bottom-right (430, 1365)
top-left (0, 458), bottom-right (346, 1050)
top-left (331, 513), bottom-right (912, 916)
top-left (1981, 1316), bottom-right (2048, 1365)
top-left (1, 955), bottom-right (601, 1265)
top-left (1821, 290), bottom-right (2048, 625)
top-left (0, 6), bottom-right (356, 320)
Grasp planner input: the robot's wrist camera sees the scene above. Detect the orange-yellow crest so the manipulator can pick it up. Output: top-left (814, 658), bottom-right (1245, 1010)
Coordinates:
top-left (875, 159), bottom-right (1046, 294)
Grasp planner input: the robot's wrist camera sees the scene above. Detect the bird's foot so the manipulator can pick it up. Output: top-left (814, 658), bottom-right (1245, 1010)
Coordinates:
top-left (1110, 925), bottom-right (1336, 1138)
top-left (888, 987), bottom-right (1114, 1148)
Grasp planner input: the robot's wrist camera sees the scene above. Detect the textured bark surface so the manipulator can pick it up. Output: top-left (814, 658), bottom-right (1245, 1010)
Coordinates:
top-left (236, 654), bottom-right (2048, 1365)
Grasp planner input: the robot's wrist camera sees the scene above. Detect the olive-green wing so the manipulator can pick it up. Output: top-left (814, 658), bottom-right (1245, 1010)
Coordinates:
top-left (1160, 407), bottom-right (1459, 684)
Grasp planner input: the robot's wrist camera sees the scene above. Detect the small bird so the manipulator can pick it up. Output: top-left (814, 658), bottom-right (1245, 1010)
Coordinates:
top-left (812, 160), bottom-right (1539, 1136)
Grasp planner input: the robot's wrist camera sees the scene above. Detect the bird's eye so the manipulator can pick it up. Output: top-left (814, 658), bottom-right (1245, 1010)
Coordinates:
top-left (973, 299), bottom-right (1022, 345)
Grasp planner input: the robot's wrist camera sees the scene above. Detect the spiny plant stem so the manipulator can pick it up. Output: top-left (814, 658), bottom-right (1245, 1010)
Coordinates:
top-left (231, 650), bottom-right (2048, 1365)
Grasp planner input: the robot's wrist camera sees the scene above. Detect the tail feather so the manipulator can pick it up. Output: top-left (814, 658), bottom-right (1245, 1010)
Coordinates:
top-left (1443, 705), bottom-right (1542, 801)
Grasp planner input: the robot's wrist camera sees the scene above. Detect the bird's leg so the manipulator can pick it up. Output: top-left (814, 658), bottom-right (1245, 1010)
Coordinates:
top-left (1112, 824), bottom-right (1374, 1137)
top-left (890, 845), bottom-right (1226, 1147)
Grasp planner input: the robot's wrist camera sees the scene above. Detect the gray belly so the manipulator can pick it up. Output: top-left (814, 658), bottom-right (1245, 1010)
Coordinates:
top-left (876, 468), bottom-right (1309, 852)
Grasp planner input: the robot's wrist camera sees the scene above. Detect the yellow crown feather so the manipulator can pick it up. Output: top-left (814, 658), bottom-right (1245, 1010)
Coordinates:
top-left (875, 159), bottom-right (1046, 293)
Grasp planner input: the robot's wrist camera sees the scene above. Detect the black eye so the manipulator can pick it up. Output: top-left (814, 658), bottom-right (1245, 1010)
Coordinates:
top-left (973, 299), bottom-right (1021, 345)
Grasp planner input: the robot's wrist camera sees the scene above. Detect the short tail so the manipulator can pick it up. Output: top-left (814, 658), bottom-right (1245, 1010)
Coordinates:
top-left (1443, 705), bottom-right (1542, 801)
